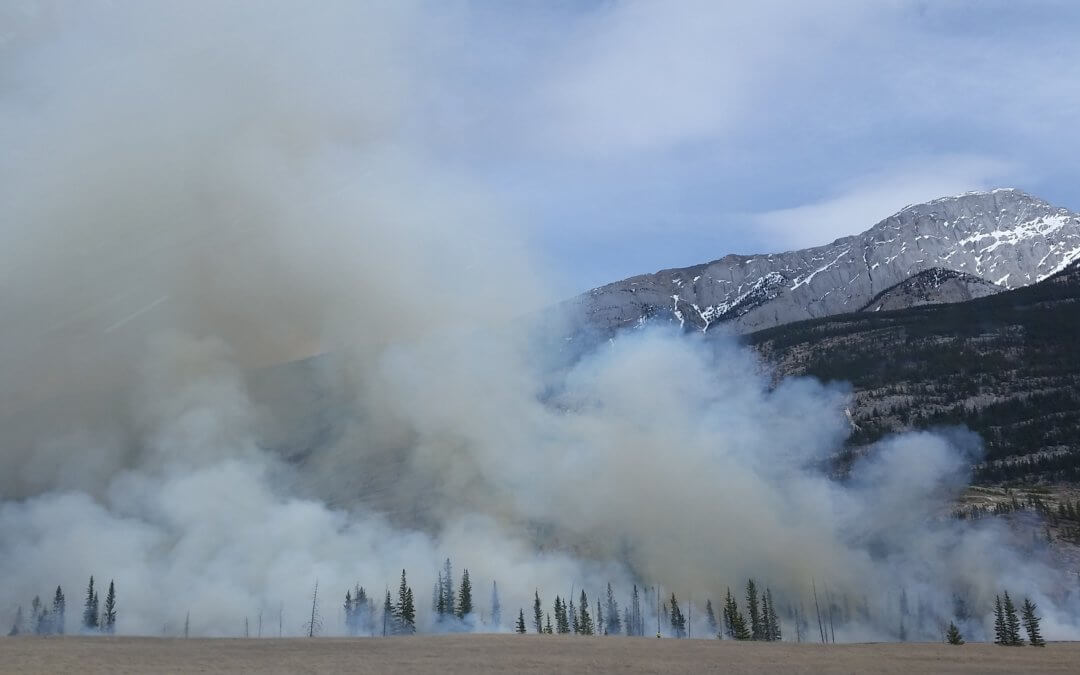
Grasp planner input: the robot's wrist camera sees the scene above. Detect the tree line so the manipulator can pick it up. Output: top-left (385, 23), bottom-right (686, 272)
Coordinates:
top-left (7, 576), bottom-right (116, 636)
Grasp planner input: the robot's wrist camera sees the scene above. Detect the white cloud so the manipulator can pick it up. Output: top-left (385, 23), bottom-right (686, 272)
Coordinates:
top-left (750, 155), bottom-right (1022, 250)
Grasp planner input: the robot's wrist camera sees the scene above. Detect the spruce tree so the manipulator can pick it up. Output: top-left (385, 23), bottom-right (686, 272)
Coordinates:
top-left (764, 588), bottom-right (781, 641)
top-left (515, 609), bottom-right (527, 633)
top-left (456, 569), bottom-right (472, 620)
top-left (354, 586), bottom-right (370, 636)
top-left (1003, 592), bottom-right (1022, 646)
top-left (533, 590), bottom-right (543, 633)
top-left (103, 581), bottom-right (117, 634)
top-left (344, 590), bottom-right (354, 635)
top-left (724, 588), bottom-right (750, 640)
top-left (669, 594), bottom-right (686, 638)
top-left (605, 583), bottom-right (621, 636)
top-left (760, 590), bottom-right (772, 641)
top-left (993, 595), bottom-right (1006, 645)
top-left (396, 570), bottom-right (416, 634)
top-left (441, 558), bottom-right (455, 618)
top-left (31, 596), bottom-right (46, 635)
top-left (490, 581), bottom-right (502, 629)
top-left (623, 607), bottom-right (632, 636)
top-left (631, 585), bottom-right (642, 637)
top-left (746, 579), bottom-right (762, 640)
top-left (83, 577), bottom-right (99, 631)
top-left (382, 590), bottom-right (393, 636)
top-left (705, 599), bottom-right (718, 636)
top-left (945, 622), bottom-right (965, 645)
top-left (578, 590), bottom-right (593, 635)
top-left (554, 596), bottom-right (570, 634)
top-left (52, 586), bottom-right (65, 635)
top-left (570, 596), bottom-right (578, 634)
top-left (596, 598), bottom-right (603, 635)
top-left (1021, 598), bottom-right (1045, 646)
top-left (8, 606), bottom-right (23, 636)
top-left (544, 612), bottom-right (553, 634)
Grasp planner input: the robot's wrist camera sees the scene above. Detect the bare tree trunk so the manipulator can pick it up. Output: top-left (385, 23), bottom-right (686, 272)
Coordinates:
top-left (308, 580), bottom-right (319, 638)
top-left (812, 579), bottom-right (825, 644)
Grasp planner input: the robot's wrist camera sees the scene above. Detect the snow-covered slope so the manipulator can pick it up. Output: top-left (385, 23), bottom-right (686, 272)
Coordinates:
top-left (563, 189), bottom-right (1080, 335)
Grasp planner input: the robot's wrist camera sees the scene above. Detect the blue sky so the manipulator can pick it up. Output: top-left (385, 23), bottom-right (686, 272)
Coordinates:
top-left (411, 0), bottom-right (1080, 293)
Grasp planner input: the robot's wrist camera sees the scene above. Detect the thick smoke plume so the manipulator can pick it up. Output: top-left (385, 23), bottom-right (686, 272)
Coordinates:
top-left (1, 1), bottom-right (1077, 641)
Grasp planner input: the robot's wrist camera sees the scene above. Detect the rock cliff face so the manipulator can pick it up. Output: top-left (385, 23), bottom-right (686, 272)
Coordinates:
top-left (563, 189), bottom-right (1080, 336)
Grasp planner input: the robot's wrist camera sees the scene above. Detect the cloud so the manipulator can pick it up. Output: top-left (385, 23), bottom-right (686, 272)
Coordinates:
top-left (749, 156), bottom-right (1021, 250)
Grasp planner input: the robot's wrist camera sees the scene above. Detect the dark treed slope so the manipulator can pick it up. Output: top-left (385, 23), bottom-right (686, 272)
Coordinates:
top-left (747, 261), bottom-right (1080, 483)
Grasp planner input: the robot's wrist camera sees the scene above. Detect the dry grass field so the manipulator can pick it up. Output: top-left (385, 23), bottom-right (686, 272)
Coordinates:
top-left (2, 635), bottom-right (1079, 674)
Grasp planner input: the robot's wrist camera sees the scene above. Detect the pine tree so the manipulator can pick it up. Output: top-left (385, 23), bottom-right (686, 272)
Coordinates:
top-left (490, 581), bottom-right (502, 629)
top-left (515, 609), bottom-right (527, 633)
top-left (578, 590), bottom-right (593, 635)
top-left (31, 596), bottom-right (46, 635)
top-left (354, 586), bottom-right (370, 636)
top-left (1003, 592), bottom-right (1022, 646)
top-left (103, 581), bottom-right (117, 634)
top-left (945, 622), bottom-right (965, 645)
top-left (554, 596), bottom-right (570, 634)
top-left (83, 577), bottom-right (98, 631)
top-left (631, 585), bottom-right (642, 637)
top-left (396, 570), bottom-right (416, 634)
top-left (52, 586), bottom-right (65, 635)
top-left (344, 590), bottom-right (354, 635)
top-left (760, 590), bottom-right (772, 641)
top-left (544, 612), bottom-right (553, 634)
top-left (623, 607), bottom-right (632, 636)
top-left (746, 579), bottom-right (762, 640)
top-left (705, 599), bottom-right (718, 636)
top-left (570, 596), bottom-right (578, 634)
top-left (596, 598), bottom-right (603, 635)
top-left (724, 588), bottom-right (750, 640)
top-left (605, 583), bottom-right (621, 636)
top-left (993, 595), bottom-right (1006, 645)
top-left (456, 569), bottom-right (472, 620)
top-left (8, 606), bottom-right (23, 636)
top-left (533, 590), bottom-right (543, 633)
top-left (764, 588), bottom-right (781, 641)
top-left (441, 558), bottom-right (455, 619)
top-left (382, 590), bottom-right (393, 636)
top-left (669, 594), bottom-right (686, 638)
top-left (1021, 598), bottom-right (1045, 646)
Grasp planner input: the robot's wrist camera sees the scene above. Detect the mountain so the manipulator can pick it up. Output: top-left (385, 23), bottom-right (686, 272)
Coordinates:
top-left (747, 259), bottom-right (1080, 483)
top-left (563, 189), bottom-right (1080, 336)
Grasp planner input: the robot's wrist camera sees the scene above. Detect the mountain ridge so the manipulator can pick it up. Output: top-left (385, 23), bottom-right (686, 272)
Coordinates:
top-left (562, 188), bottom-right (1080, 337)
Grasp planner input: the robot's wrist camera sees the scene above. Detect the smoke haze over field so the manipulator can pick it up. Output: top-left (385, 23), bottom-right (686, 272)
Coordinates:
top-left (1, 1), bottom-right (1078, 641)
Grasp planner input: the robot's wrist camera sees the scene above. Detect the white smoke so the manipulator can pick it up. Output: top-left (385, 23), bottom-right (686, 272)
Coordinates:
top-left (0, 1), bottom-right (1076, 641)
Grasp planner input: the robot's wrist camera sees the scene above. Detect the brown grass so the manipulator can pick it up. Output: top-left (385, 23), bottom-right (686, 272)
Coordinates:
top-left (2, 635), bottom-right (1078, 674)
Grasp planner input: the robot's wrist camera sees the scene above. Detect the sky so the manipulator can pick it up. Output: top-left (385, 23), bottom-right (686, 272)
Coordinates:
top-left (4, 0), bottom-right (1080, 296)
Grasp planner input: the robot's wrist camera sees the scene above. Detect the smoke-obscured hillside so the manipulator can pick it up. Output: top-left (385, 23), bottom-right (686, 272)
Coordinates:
top-left (748, 261), bottom-right (1080, 483)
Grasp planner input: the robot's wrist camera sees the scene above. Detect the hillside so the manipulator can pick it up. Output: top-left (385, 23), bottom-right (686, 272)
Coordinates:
top-left (747, 261), bottom-right (1080, 483)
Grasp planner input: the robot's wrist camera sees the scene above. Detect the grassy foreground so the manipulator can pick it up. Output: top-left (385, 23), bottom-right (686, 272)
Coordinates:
top-left (2, 634), bottom-right (1079, 674)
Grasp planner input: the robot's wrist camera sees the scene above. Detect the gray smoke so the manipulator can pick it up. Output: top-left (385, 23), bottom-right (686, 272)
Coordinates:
top-left (1, 1), bottom-right (1076, 641)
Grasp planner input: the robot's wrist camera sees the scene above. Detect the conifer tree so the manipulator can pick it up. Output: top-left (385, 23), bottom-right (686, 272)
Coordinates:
top-left (8, 606), bottom-right (23, 636)
top-left (490, 581), bottom-right (502, 629)
top-left (83, 576), bottom-right (98, 631)
top-left (1003, 592), bottom-right (1022, 646)
top-left (993, 595), bottom-right (1006, 645)
top-left (945, 622), bottom-right (964, 645)
top-left (1021, 598), bottom-right (1045, 646)
top-left (344, 590), bottom-right (354, 635)
top-left (570, 596), bottom-right (578, 634)
top-left (705, 599), bottom-right (718, 636)
top-left (746, 579), bottom-right (762, 640)
top-left (544, 612), bottom-right (553, 634)
top-left (103, 581), bottom-right (117, 634)
top-left (596, 598), bottom-right (603, 635)
top-left (382, 590), bottom-right (393, 636)
top-left (533, 590), bottom-right (543, 633)
top-left (396, 570), bottom-right (416, 634)
top-left (578, 590), bottom-right (593, 635)
top-left (515, 609), bottom-right (527, 633)
top-left (31, 596), bottom-right (46, 635)
top-left (623, 607), bottom-right (632, 636)
top-left (441, 558), bottom-right (455, 619)
top-left (605, 583), bottom-right (621, 636)
top-left (669, 594), bottom-right (686, 638)
top-left (554, 596), bottom-right (570, 634)
top-left (456, 569), bottom-right (472, 620)
top-left (630, 585), bottom-right (642, 637)
top-left (761, 591), bottom-right (772, 641)
top-left (723, 588), bottom-right (750, 640)
top-left (52, 586), bottom-right (65, 635)
top-left (764, 588), bottom-right (781, 641)
top-left (354, 586), bottom-right (370, 636)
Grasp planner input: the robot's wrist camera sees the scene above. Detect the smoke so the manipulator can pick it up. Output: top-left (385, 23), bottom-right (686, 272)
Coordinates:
top-left (1, 1), bottom-right (1077, 641)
